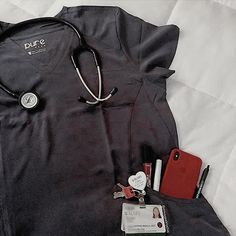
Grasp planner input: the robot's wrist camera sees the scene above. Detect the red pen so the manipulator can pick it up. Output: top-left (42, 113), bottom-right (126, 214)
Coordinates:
top-left (143, 162), bottom-right (152, 188)
top-left (141, 144), bottom-right (153, 188)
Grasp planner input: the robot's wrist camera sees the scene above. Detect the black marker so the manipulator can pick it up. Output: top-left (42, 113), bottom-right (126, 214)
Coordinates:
top-left (195, 165), bottom-right (210, 199)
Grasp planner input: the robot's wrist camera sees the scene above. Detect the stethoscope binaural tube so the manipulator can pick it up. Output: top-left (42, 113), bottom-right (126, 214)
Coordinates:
top-left (0, 17), bottom-right (118, 109)
top-left (70, 48), bottom-right (118, 105)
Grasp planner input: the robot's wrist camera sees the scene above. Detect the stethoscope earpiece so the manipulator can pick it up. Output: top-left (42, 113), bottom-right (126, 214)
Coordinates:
top-left (78, 96), bottom-right (87, 103)
top-left (19, 91), bottom-right (40, 110)
top-left (110, 87), bottom-right (118, 96)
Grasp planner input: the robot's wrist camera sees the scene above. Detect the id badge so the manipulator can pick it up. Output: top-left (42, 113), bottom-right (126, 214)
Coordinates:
top-left (121, 203), bottom-right (167, 235)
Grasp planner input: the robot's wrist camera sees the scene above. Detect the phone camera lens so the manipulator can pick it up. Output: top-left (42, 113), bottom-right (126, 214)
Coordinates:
top-left (173, 152), bottom-right (180, 161)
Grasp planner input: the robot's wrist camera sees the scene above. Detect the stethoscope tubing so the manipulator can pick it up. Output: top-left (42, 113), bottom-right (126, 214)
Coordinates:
top-left (0, 17), bottom-right (118, 108)
top-left (0, 82), bottom-right (19, 98)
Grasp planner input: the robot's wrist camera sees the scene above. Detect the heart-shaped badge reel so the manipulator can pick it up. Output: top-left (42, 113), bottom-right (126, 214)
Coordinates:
top-left (128, 171), bottom-right (147, 191)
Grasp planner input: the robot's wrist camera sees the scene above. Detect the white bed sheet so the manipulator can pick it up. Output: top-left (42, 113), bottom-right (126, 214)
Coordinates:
top-left (0, 0), bottom-right (235, 235)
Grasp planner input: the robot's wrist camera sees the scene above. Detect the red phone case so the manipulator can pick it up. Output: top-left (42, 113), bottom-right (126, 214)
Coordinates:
top-left (160, 148), bottom-right (202, 199)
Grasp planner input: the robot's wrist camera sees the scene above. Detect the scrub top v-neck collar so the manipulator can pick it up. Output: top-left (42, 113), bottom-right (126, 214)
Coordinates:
top-left (4, 28), bottom-right (74, 74)
top-left (0, 6), bottom-right (73, 74)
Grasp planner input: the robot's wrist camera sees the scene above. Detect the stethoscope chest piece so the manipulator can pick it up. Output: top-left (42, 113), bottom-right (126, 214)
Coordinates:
top-left (19, 92), bottom-right (40, 110)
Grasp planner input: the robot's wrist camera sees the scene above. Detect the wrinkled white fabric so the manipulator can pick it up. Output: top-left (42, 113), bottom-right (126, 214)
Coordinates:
top-left (0, 0), bottom-right (235, 235)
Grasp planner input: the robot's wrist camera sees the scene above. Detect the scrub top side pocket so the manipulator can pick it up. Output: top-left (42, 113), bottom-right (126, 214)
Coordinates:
top-left (146, 188), bottom-right (230, 236)
top-left (142, 67), bottom-right (179, 147)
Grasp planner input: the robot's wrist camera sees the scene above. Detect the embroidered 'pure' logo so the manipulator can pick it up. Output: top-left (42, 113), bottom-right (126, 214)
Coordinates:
top-left (24, 39), bottom-right (46, 55)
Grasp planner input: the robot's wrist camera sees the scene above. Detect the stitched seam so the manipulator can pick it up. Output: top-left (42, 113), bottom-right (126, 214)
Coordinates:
top-left (129, 82), bottom-right (143, 167)
top-left (57, 9), bottom-right (118, 50)
top-left (114, 8), bottom-right (140, 71)
top-left (139, 21), bottom-right (143, 69)
top-left (172, 79), bottom-right (236, 108)
top-left (143, 82), bottom-right (175, 140)
top-left (114, 8), bottom-right (123, 56)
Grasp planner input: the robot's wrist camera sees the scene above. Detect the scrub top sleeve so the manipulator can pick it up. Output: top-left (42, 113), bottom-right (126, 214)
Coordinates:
top-left (0, 22), bottom-right (10, 34)
top-left (139, 23), bottom-right (179, 73)
top-left (0, 22), bottom-right (4, 34)
top-left (116, 8), bottom-right (179, 74)
top-left (115, 8), bottom-right (142, 65)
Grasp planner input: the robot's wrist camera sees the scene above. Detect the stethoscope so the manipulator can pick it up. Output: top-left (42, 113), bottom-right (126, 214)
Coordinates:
top-left (0, 17), bottom-right (118, 110)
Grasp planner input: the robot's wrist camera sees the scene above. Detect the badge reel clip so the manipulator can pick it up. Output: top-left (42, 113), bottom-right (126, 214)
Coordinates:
top-left (113, 171), bottom-right (147, 208)
top-left (115, 171), bottom-right (169, 235)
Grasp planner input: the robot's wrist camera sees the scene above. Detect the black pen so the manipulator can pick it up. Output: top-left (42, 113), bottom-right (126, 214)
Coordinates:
top-left (195, 165), bottom-right (210, 199)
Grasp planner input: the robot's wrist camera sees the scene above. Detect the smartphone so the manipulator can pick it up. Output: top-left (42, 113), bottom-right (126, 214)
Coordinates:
top-left (160, 148), bottom-right (202, 199)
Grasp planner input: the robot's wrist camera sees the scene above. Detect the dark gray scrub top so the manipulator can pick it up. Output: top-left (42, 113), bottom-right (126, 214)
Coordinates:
top-left (0, 5), bottom-right (228, 236)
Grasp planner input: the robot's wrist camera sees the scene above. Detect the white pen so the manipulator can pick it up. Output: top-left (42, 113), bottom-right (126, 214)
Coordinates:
top-left (153, 159), bottom-right (162, 191)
